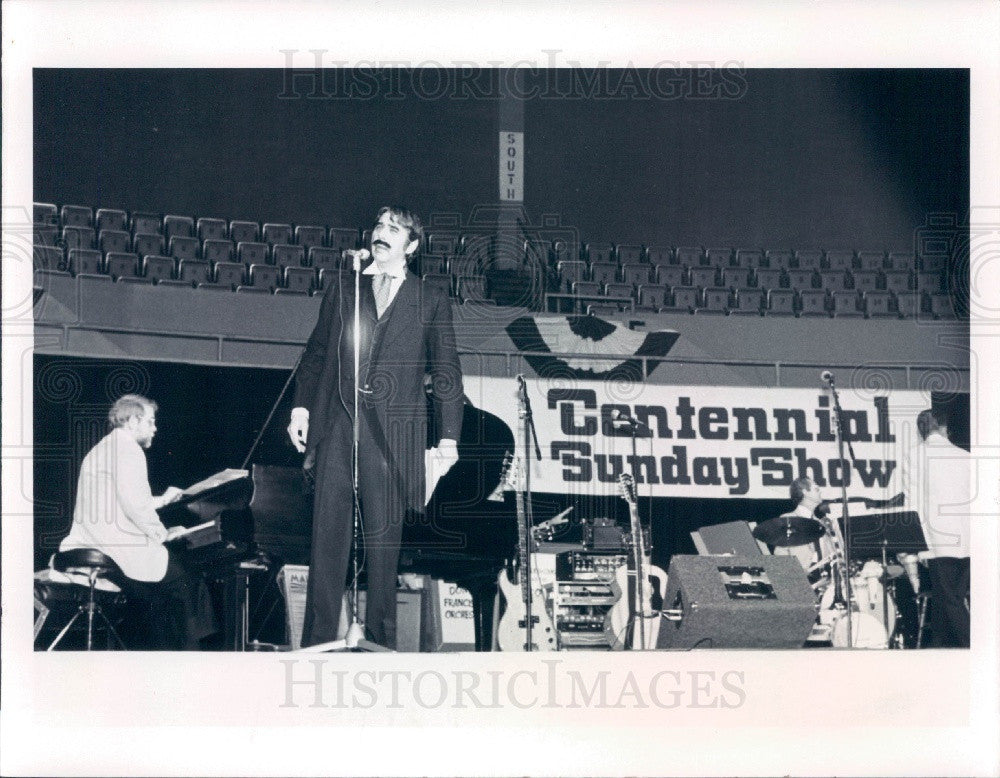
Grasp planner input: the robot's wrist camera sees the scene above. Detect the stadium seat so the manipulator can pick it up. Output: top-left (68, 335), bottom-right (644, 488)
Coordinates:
top-left (309, 247), bottom-right (340, 273)
top-left (795, 250), bottom-right (823, 271)
top-left (894, 292), bottom-right (919, 318)
top-left (283, 266), bottom-right (315, 295)
top-left (705, 248), bottom-right (733, 267)
top-left (523, 239), bottom-right (551, 266)
top-left (557, 260), bottom-right (587, 292)
top-left (419, 254), bottom-right (447, 276)
top-left (34, 245), bottom-right (65, 272)
top-left (229, 220), bottom-right (259, 244)
top-left (196, 217), bottom-right (228, 241)
top-left (733, 288), bottom-right (765, 315)
top-left (272, 244), bottom-right (306, 270)
top-left (883, 270), bottom-right (912, 293)
top-left (832, 291), bottom-right (862, 317)
top-left (33, 202), bottom-right (59, 225)
top-left (622, 264), bottom-right (651, 286)
top-left (249, 263), bottom-right (280, 291)
top-left (60, 204), bottom-right (93, 228)
top-left (456, 275), bottom-right (488, 303)
top-left (262, 223), bottom-right (293, 246)
top-left (655, 265), bottom-right (686, 287)
top-left (572, 281), bottom-right (601, 297)
top-left (701, 287), bottom-right (732, 313)
top-left (646, 246), bottom-right (673, 266)
top-left (766, 289), bottom-right (796, 316)
top-left (663, 286), bottom-right (699, 313)
top-left (328, 228), bottom-right (358, 253)
top-left (294, 225), bottom-right (327, 251)
top-left (825, 250), bottom-right (854, 271)
top-left (196, 283), bottom-right (231, 293)
top-left (163, 215), bottom-right (194, 240)
top-left (361, 229), bottom-right (373, 249)
top-left (754, 268), bottom-right (784, 291)
top-left (425, 233), bottom-right (458, 256)
top-left (851, 270), bottom-right (879, 293)
top-left (605, 283), bottom-right (634, 299)
top-left (799, 289), bottom-right (830, 316)
top-left (178, 260), bottom-right (211, 286)
top-left (98, 229), bottom-right (131, 255)
top-left (62, 226), bottom-right (95, 251)
top-left (918, 252), bottom-right (948, 272)
top-left (636, 284), bottom-right (668, 312)
top-left (722, 267), bottom-right (751, 289)
top-left (786, 269), bottom-right (816, 291)
top-left (864, 291), bottom-right (893, 318)
top-left (586, 303), bottom-right (621, 318)
top-left (765, 250), bottom-right (795, 270)
top-left (214, 262), bottom-right (245, 288)
top-left (675, 246), bottom-right (703, 266)
top-left (317, 268), bottom-right (347, 291)
top-left (131, 213), bottom-right (162, 235)
top-left (689, 266), bottom-right (719, 288)
top-left (106, 252), bottom-right (139, 280)
top-left (589, 262), bottom-right (618, 285)
top-left (133, 233), bottom-right (164, 258)
top-left (237, 241), bottom-right (269, 266)
top-left (68, 249), bottom-right (103, 276)
top-left (819, 270), bottom-right (849, 292)
top-left (887, 251), bottom-right (916, 271)
top-left (235, 285), bottom-right (270, 295)
top-left (169, 236), bottom-right (200, 262)
top-left (857, 251), bottom-right (886, 271)
top-left (552, 240), bottom-right (580, 264)
top-left (423, 274), bottom-right (453, 296)
top-left (616, 244), bottom-right (644, 264)
top-left (735, 249), bottom-right (764, 268)
top-left (586, 243), bottom-right (615, 264)
top-left (929, 293), bottom-right (957, 319)
top-left (916, 271), bottom-right (945, 294)
top-left (202, 239), bottom-right (234, 264)
top-left (33, 223), bottom-right (59, 247)
top-left (143, 256), bottom-right (176, 283)
top-left (448, 255), bottom-right (480, 279)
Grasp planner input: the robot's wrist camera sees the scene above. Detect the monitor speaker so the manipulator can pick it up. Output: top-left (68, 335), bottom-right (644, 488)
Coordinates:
top-left (656, 555), bottom-right (816, 649)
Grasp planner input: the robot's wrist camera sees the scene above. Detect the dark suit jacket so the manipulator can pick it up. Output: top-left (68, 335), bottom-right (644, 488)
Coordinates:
top-left (294, 265), bottom-right (464, 510)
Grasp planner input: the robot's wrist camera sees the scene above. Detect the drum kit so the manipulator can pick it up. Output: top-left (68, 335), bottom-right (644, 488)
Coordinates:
top-left (752, 513), bottom-right (906, 648)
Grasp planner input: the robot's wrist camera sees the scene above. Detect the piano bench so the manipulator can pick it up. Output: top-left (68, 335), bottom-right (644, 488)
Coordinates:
top-left (34, 549), bottom-right (129, 651)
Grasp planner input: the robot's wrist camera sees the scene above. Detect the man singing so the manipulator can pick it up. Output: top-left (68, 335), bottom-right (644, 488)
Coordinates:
top-left (59, 394), bottom-right (216, 650)
top-left (288, 206), bottom-right (464, 649)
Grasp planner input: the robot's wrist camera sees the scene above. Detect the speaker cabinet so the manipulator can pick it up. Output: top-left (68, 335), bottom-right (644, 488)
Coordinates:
top-left (656, 555), bottom-right (816, 649)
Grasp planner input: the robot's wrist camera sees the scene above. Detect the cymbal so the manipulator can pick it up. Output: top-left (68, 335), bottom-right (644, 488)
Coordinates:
top-left (753, 515), bottom-right (825, 547)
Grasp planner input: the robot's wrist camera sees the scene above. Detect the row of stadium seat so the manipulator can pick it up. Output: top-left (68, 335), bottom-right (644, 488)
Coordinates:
top-left (557, 268), bottom-right (949, 295)
top-left (550, 287), bottom-right (957, 319)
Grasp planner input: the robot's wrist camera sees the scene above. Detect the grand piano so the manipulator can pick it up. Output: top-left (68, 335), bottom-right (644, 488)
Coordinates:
top-left (158, 401), bottom-right (517, 651)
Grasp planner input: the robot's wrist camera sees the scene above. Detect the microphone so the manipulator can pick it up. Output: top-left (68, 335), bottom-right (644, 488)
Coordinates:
top-left (821, 370), bottom-right (834, 385)
top-left (345, 248), bottom-right (370, 271)
top-left (611, 409), bottom-right (646, 430)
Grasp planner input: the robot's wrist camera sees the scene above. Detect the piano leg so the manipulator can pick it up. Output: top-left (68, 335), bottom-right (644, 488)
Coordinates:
top-left (220, 568), bottom-right (248, 651)
top-left (470, 577), bottom-right (499, 652)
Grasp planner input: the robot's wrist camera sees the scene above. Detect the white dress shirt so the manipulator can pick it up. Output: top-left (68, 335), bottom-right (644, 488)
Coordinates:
top-left (902, 430), bottom-right (971, 559)
top-left (59, 427), bottom-right (170, 581)
top-left (362, 259), bottom-right (407, 313)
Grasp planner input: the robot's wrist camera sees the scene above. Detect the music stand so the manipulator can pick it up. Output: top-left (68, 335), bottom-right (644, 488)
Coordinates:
top-left (832, 508), bottom-right (928, 559)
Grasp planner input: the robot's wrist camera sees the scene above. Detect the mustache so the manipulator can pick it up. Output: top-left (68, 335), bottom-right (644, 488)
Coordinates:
top-left (371, 239), bottom-right (390, 248)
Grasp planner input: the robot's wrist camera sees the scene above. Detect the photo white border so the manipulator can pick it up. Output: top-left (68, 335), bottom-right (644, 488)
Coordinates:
top-left (3, 2), bottom-right (999, 776)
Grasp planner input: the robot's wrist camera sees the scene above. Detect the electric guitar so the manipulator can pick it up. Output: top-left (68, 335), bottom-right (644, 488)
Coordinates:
top-left (611, 473), bottom-right (668, 650)
top-left (495, 453), bottom-right (558, 651)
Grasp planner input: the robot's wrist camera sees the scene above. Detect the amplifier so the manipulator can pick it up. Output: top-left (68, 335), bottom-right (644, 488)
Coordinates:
top-left (656, 555), bottom-right (817, 649)
top-left (556, 550), bottom-right (627, 582)
top-left (583, 517), bottom-right (625, 551)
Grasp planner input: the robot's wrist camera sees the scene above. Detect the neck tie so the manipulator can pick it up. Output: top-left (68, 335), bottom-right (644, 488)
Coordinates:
top-left (373, 272), bottom-right (392, 318)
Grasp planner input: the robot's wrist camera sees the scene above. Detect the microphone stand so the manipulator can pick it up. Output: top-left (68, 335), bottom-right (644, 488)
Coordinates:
top-left (516, 375), bottom-right (541, 651)
top-left (824, 373), bottom-right (853, 648)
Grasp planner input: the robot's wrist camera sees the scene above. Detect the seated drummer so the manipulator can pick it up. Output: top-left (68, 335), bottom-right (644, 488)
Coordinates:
top-left (770, 476), bottom-right (836, 572)
top-left (58, 394), bottom-right (216, 650)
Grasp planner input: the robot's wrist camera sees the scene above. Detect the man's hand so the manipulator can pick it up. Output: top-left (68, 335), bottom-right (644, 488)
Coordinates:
top-left (156, 486), bottom-right (184, 508)
top-left (288, 407), bottom-right (309, 453)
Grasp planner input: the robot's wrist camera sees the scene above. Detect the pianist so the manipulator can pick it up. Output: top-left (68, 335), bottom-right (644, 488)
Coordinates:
top-left (58, 394), bottom-right (216, 650)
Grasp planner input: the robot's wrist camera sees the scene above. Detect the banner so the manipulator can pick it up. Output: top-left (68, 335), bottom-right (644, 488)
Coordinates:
top-left (465, 377), bottom-right (924, 501)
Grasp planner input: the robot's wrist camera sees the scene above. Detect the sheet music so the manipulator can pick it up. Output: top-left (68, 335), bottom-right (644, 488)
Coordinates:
top-left (182, 468), bottom-right (249, 497)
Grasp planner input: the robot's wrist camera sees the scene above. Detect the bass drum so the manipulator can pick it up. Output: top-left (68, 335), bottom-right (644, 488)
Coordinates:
top-left (820, 570), bottom-right (896, 648)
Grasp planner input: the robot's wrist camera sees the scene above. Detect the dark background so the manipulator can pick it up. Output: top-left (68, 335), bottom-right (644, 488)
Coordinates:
top-left (35, 68), bottom-right (969, 249)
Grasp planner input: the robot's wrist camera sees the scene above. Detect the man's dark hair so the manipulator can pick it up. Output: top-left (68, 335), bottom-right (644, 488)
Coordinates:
top-left (916, 407), bottom-right (948, 440)
top-left (790, 476), bottom-right (812, 504)
top-left (376, 205), bottom-right (424, 250)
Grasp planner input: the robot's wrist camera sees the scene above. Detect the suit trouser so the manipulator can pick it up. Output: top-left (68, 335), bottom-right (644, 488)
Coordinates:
top-left (302, 409), bottom-right (407, 649)
top-left (927, 556), bottom-right (970, 648)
